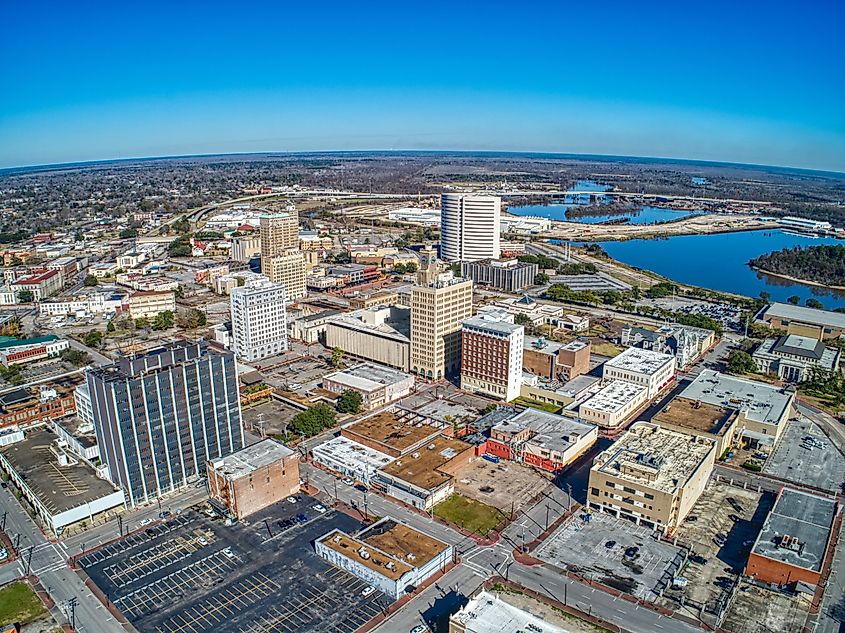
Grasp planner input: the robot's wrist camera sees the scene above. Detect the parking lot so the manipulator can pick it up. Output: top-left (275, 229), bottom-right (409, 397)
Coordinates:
top-left (535, 512), bottom-right (684, 600)
top-left (763, 417), bottom-right (845, 494)
top-left (665, 481), bottom-right (770, 617)
top-left (454, 459), bottom-right (552, 514)
top-left (79, 497), bottom-right (391, 632)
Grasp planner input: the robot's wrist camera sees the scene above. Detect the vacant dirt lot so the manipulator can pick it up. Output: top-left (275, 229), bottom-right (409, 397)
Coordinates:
top-left (454, 459), bottom-right (552, 513)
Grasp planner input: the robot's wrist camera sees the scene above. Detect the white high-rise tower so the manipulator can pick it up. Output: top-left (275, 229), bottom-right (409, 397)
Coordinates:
top-left (440, 193), bottom-right (501, 262)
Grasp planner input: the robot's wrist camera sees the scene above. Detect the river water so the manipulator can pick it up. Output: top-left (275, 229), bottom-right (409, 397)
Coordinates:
top-left (596, 230), bottom-right (845, 309)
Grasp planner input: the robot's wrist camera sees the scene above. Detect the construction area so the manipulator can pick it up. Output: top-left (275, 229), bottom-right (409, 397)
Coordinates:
top-left (721, 581), bottom-right (811, 633)
top-left (78, 499), bottom-right (390, 632)
top-left (453, 458), bottom-right (553, 514)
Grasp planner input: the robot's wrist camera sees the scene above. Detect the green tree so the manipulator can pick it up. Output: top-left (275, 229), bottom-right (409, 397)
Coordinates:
top-left (106, 320), bottom-right (116, 333)
top-left (290, 403), bottom-right (337, 437)
top-left (806, 298), bottom-right (825, 310)
top-left (787, 295), bottom-right (801, 305)
top-left (727, 350), bottom-right (756, 375)
top-left (119, 228), bottom-right (138, 239)
top-left (83, 274), bottom-right (98, 287)
top-left (60, 348), bottom-right (89, 367)
top-left (16, 290), bottom-right (34, 303)
top-left (168, 238), bottom-right (192, 257)
top-left (84, 330), bottom-right (103, 348)
top-left (534, 272), bottom-right (549, 285)
top-left (135, 317), bottom-right (149, 329)
top-left (152, 311), bottom-right (175, 330)
top-left (331, 346), bottom-right (344, 368)
top-left (336, 390), bottom-right (363, 414)
top-left (514, 313), bottom-right (532, 327)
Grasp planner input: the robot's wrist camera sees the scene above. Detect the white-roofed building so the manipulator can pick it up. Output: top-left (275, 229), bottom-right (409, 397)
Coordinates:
top-left (322, 363), bottom-right (414, 411)
top-left (311, 436), bottom-right (395, 485)
top-left (602, 347), bottom-right (675, 398)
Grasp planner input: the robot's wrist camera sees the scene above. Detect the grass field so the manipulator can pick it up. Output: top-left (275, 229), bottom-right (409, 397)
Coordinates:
top-left (512, 397), bottom-right (561, 414)
top-left (590, 341), bottom-right (624, 357)
top-left (0, 581), bottom-right (47, 625)
top-left (433, 494), bottom-right (505, 536)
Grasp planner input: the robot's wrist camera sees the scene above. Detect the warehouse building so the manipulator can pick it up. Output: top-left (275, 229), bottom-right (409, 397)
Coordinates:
top-left (665, 370), bottom-right (794, 450)
top-left (323, 363), bottom-right (414, 411)
top-left (316, 517), bottom-right (453, 599)
top-left (522, 336), bottom-right (591, 381)
top-left (587, 422), bottom-right (716, 534)
top-left (578, 379), bottom-right (649, 430)
top-left (484, 407), bottom-right (597, 473)
top-left (460, 258), bottom-right (537, 292)
top-left (325, 306), bottom-right (411, 371)
top-left (372, 436), bottom-right (474, 510)
top-left (756, 302), bottom-right (845, 340)
top-left (602, 347), bottom-right (675, 398)
top-left (207, 439), bottom-right (300, 520)
top-left (746, 488), bottom-right (836, 587)
top-left (311, 436), bottom-right (394, 485)
top-left (450, 589), bottom-right (570, 633)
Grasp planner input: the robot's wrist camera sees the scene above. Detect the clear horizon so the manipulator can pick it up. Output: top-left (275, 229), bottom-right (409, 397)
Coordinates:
top-left (2, 0), bottom-right (844, 171)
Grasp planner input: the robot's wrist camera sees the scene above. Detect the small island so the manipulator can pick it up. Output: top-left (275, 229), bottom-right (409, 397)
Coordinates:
top-left (749, 244), bottom-right (845, 288)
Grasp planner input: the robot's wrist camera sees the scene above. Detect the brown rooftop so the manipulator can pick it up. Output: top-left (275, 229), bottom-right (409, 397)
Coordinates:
top-left (653, 397), bottom-right (735, 436)
top-left (378, 436), bottom-right (471, 492)
top-left (318, 518), bottom-right (449, 581)
top-left (342, 411), bottom-right (442, 457)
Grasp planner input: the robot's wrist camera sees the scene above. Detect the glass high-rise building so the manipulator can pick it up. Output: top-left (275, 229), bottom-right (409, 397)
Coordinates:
top-left (86, 340), bottom-right (244, 506)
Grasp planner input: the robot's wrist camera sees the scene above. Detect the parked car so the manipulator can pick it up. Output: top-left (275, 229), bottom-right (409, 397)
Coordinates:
top-left (342, 478), bottom-right (354, 486)
top-left (312, 503), bottom-right (327, 514)
top-left (727, 497), bottom-right (744, 512)
top-left (728, 513), bottom-right (741, 523)
top-left (410, 626), bottom-right (429, 633)
top-left (295, 513), bottom-right (308, 523)
top-left (604, 540), bottom-right (617, 549)
top-left (689, 554), bottom-right (708, 565)
top-left (362, 586), bottom-right (376, 597)
top-left (139, 517), bottom-right (153, 526)
top-left (624, 546), bottom-right (640, 558)
top-left (159, 510), bottom-right (171, 519)
top-left (287, 496), bottom-right (298, 504)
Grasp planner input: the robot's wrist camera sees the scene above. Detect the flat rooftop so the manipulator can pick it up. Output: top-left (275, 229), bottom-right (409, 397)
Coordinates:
top-left (209, 439), bottom-right (293, 479)
top-left (0, 427), bottom-right (121, 515)
top-left (751, 488), bottom-right (836, 573)
top-left (653, 397), bottom-right (735, 436)
top-left (494, 407), bottom-right (596, 455)
top-left (327, 307), bottom-right (411, 342)
top-left (604, 346), bottom-right (674, 375)
top-left (523, 335), bottom-right (564, 355)
top-left (378, 436), bottom-right (471, 492)
top-left (0, 374), bottom-right (83, 414)
top-left (462, 313), bottom-right (522, 336)
top-left (451, 590), bottom-right (569, 633)
top-left (580, 380), bottom-right (646, 414)
top-left (343, 411), bottom-right (442, 455)
top-left (318, 517), bottom-right (449, 582)
top-left (593, 422), bottom-right (715, 495)
top-left (679, 370), bottom-right (793, 427)
top-left (311, 436), bottom-right (395, 471)
top-left (324, 363), bottom-right (411, 392)
top-left (761, 302), bottom-right (845, 330)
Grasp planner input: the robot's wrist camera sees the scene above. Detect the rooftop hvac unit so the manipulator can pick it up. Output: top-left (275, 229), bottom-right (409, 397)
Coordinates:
top-left (358, 548), bottom-right (370, 559)
top-left (412, 452), bottom-right (420, 459)
top-left (406, 552), bottom-right (416, 561)
top-left (333, 535), bottom-right (342, 543)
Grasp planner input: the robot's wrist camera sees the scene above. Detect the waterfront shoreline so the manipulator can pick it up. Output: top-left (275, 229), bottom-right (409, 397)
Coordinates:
top-left (748, 266), bottom-right (845, 291)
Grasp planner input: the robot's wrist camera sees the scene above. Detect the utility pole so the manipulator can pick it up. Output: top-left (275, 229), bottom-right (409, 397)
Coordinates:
top-left (117, 515), bottom-right (123, 537)
top-left (67, 598), bottom-right (77, 629)
top-left (23, 546), bottom-right (34, 576)
top-left (363, 490), bottom-right (369, 521)
top-left (1, 511), bottom-right (5, 531)
top-left (263, 519), bottom-right (273, 539)
top-left (566, 483), bottom-right (573, 513)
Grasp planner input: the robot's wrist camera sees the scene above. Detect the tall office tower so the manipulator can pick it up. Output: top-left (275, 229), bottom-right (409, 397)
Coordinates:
top-left (416, 244), bottom-right (441, 286)
top-left (262, 250), bottom-right (307, 300)
top-left (259, 209), bottom-right (307, 300)
top-left (410, 272), bottom-right (473, 380)
top-left (86, 340), bottom-right (244, 506)
top-left (440, 193), bottom-right (501, 262)
top-left (230, 278), bottom-right (288, 362)
top-left (259, 210), bottom-right (299, 256)
top-left (460, 310), bottom-right (524, 402)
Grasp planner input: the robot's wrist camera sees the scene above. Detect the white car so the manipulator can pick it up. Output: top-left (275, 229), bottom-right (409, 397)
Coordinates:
top-left (342, 478), bottom-right (354, 486)
top-left (362, 586), bottom-right (376, 597)
top-left (198, 537), bottom-right (209, 546)
top-left (312, 503), bottom-right (327, 514)
top-left (287, 496), bottom-right (298, 504)
top-left (139, 518), bottom-right (153, 526)
top-left (222, 547), bottom-right (235, 558)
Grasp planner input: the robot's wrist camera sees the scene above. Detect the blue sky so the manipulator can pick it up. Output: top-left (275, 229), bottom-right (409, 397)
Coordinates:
top-left (2, 1), bottom-right (844, 171)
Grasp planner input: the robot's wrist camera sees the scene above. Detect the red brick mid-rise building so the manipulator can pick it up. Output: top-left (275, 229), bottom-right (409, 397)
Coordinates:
top-left (0, 375), bottom-right (80, 429)
top-left (460, 311), bottom-right (524, 402)
top-left (207, 439), bottom-right (300, 520)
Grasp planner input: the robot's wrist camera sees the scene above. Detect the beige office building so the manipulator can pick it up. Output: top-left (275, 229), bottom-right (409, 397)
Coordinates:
top-left (231, 235), bottom-right (261, 262)
top-left (262, 251), bottom-right (306, 301)
top-left (410, 273), bottom-right (473, 380)
top-left (259, 211), bottom-right (298, 255)
top-left (587, 422), bottom-right (716, 535)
